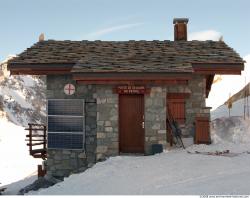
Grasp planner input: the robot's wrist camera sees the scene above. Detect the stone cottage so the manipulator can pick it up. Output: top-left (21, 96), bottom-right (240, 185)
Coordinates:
top-left (7, 18), bottom-right (244, 178)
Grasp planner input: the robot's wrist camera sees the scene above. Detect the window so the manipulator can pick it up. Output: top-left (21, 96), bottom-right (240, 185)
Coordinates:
top-left (168, 98), bottom-right (185, 124)
top-left (167, 93), bottom-right (189, 124)
top-left (47, 99), bottom-right (85, 149)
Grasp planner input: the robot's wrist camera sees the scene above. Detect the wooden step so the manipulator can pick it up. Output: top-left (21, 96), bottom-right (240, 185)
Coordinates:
top-left (30, 149), bottom-right (46, 155)
top-left (26, 134), bottom-right (45, 138)
top-left (33, 154), bottom-right (46, 159)
top-left (25, 139), bottom-right (46, 142)
top-left (27, 142), bottom-right (45, 146)
top-left (25, 128), bottom-right (45, 131)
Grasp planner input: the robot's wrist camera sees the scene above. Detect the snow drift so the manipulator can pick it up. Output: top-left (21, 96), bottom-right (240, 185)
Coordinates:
top-left (0, 118), bottom-right (41, 187)
top-left (26, 147), bottom-right (250, 195)
top-left (2, 117), bottom-right (250, 195)
top-left (24, 116), bottom-right (250, 195)
top-left (211, 116), bottom-right (250, 144)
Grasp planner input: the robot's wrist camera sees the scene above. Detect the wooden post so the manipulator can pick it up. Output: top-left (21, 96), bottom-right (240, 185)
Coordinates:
top-left (43, 125), bottom-right (46, 151)
top-left (37, 164), bottom-right (46, 177)
top-left (228, 93), bottom-right (232, 117)
top-left (28, 124), bottom-right (32, 155)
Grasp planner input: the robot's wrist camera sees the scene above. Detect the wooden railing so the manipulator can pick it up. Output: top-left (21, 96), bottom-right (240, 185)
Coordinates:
top-left (25, 123), bottom-right (47, 159)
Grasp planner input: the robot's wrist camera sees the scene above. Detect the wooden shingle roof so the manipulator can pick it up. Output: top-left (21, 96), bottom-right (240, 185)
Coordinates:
top-left (8, 40), bottom-right (244, 73)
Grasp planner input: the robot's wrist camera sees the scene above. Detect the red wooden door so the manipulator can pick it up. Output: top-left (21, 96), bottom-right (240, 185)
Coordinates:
top-left (119, 94), bottom-right (144, 153)
top-left (195, 117), bottom-right (211, 144)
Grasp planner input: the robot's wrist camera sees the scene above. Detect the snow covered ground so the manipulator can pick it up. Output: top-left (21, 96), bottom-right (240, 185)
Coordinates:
top-left (0, 58), bottom-right (46, 194)
top-left (1, 101), bottom-right (250, 195)
top-left (26, 146), bottom-right (250, 195)
top-left (0, 118), bottom-right (41, 188)
top-left (1, 115), bottom-right (250, 195)
top-left (211, 116), bottom-right (250, 144)
top-left (20, 117), bottom-right (249, 195)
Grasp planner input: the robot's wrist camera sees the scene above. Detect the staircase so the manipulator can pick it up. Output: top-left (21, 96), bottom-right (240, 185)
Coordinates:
top-left (25, 123), bottom-right (47, 159)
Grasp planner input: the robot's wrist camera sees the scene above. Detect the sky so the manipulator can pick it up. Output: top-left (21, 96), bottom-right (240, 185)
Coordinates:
top-left (0, 0), bottom-right (250, 109)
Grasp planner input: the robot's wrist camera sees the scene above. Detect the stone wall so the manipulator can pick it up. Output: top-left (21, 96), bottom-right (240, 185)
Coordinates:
top-left (45, 74), bottom-right (208, 177)
top-left (95, 86), bottom-right (168, 158)
top-left (185, 75), bottom-right (207, 135)
top-left (167, 74), bottom-right (207, 137)
top-left (95, 86), bottom-right (119, 161)
top-left (46, 74), bottom-right (97, 178)
top-left (145, 87), bottom-right (167, 154)
top-left (91, 77), bottom-right (206, 157)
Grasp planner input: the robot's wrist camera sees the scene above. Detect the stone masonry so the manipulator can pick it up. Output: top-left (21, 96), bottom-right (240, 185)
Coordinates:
top-left (46, 74), bottom-right (97, 178)
top-left (145, 87), bottom-right (167, 154)
top-left (167, 74), bottom-right (207, 137)
top-left (45, 74), bottom-right (209, 178)
top-left (95, 86), bottom-right (119, 161)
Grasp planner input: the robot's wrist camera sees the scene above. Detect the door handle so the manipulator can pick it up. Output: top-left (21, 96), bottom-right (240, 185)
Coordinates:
top-left (142, 121), bottom-right (145, 129)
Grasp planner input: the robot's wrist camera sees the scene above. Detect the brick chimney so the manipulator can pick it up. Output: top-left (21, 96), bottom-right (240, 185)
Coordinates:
top-left (173, 18), bottom-right (189, 41)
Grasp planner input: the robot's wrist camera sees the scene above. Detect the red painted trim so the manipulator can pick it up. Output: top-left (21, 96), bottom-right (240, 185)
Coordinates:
top-left (194, 68), bottom-right (242, 75)
top-left (77, 79), bottom-right (189, 85)
top-left (73, 75), bottom-right (191, 80)
top-left (167, 93), bottom-right (191, 99)
top-left (10, 69), bottom-right (71, 75)
top-left (193, 63), bottom-right (244, 75)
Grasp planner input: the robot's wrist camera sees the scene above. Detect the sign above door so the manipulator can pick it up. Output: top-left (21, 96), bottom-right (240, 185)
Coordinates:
top-left (114, 85), bottom-right (150, 94)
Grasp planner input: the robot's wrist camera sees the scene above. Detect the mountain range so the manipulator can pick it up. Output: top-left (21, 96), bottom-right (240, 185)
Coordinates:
top-left (0, 56), bottom-right (46, 127)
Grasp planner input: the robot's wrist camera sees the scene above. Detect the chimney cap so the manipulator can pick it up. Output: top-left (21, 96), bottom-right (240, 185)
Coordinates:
top-left (173, 18), bottom-right (189, 24)
top-left (39, 33), bottom-right (45, 42)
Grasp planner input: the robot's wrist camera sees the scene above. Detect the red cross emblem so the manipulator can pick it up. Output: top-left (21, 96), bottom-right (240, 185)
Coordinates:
top-left (64, 84), bottom-right (75, 95)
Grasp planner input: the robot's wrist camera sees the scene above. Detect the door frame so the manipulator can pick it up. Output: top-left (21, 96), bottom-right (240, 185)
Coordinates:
top-left (118, 94), bottom-right (145, 154)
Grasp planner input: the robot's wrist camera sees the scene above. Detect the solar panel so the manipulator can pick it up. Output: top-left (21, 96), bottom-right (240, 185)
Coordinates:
top-left (48, 99), bottom-right (83, 116)
top-left (47, 99), bottom-right (85, 150)
top-left (48, 116), bottom-right (83, 132)
top-left (48, 133), bottom-right (84, 149)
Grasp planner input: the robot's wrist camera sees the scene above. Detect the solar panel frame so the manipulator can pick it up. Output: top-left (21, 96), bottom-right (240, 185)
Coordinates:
top-left (48, 133), bottom-right (84, 149)
top-left (47, 99), bottom-right (85, 150)
top-left (48, 99), bottom-right (84, 116)
top-left (48, 116), bottom-right (84, 132)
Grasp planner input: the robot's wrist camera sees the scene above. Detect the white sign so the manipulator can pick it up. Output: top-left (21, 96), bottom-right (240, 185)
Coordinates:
top-left (64, 84), bottom-right (75, 95)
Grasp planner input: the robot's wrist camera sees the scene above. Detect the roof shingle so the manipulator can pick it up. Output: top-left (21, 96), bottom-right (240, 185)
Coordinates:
top-left (8, 40), bottom-right (244, 73)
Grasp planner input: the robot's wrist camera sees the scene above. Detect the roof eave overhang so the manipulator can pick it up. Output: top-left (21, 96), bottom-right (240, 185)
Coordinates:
top-left (7, 63), bottom-right (74, 75)
top-left (192, 63), bottom-right (245, 75)
top-left (8, 62), bottom-right (245, 77)
top-left (73, 72), bottom-right (192, 85)
top-left (205, 74), bottom-right (215, 98)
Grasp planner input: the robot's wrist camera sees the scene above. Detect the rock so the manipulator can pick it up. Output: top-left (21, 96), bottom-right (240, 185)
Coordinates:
top-left (104, 121), bottom-right (111, 126)
top-left (97, 132), bottom-right (106, 138)
top-left (105, 127), bottom-right (113, 132)
top-left (158, 130), bottom-right (166, 134)
top-left (18, 176), bottom-right (62, 195)
top-left (0, 187), bottom-right (6, 195)
top-left (78, 152), bottom-right (86, 158)
top-left (96, 146), bottom-right (108, 153)
top-left (152, 123), bottom-right (161, 130)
